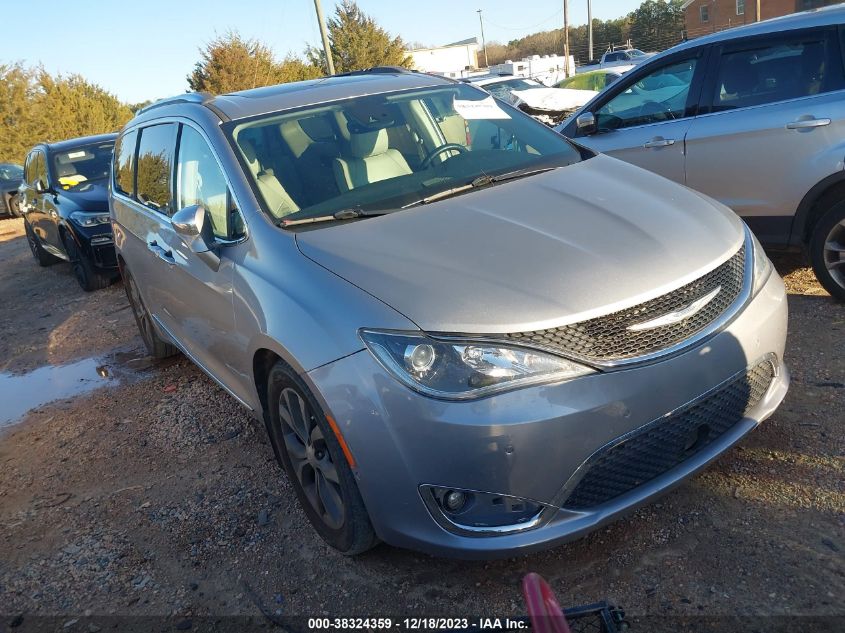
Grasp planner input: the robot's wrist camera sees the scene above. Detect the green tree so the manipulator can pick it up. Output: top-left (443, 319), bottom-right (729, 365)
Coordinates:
top-left (188, 31), bottom-right (320, 94)
top-left (628, 0), bottom-right (685, 51)
top-left (308, 0), bottom-right (412, 74)
top-left (0, 64), bottom-right (132, 164)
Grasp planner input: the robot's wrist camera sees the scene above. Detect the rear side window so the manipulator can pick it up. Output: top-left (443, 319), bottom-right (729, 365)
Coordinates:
top-left (114, 130), bottom-right (137, 197)
top-left (136, 124), bottom-right (177, 214)
top-left (712, 36), bottom-right (832, 111)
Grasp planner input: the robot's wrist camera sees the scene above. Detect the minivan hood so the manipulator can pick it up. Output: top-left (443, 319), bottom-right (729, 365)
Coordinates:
top-left (296, 155), bottom-right (744, 334)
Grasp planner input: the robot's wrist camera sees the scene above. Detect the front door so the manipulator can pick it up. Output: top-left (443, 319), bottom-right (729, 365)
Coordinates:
top-left (572, 52), bottom-right (707, 185)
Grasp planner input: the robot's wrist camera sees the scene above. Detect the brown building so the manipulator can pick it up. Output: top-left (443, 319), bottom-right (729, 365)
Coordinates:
top-left (682, 0), bottom-right (841, 39)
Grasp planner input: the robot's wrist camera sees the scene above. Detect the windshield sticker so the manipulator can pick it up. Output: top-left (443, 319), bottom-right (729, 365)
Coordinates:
top-left (453, 96), bottom-right (510, 120)
top-left (67, 151), bottom-right (87, 159)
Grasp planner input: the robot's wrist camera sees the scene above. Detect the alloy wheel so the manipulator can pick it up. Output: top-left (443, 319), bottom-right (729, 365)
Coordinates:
top-left (824, 219), bottom-right (845, 290)
top-left (277, 387), bottom-right (345, 530)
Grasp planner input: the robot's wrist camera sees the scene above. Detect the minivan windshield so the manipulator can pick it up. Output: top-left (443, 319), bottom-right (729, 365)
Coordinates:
top-left (229, 83), bottom-right (583, 224)
top-left (51, 142), bottom-right (114, 190)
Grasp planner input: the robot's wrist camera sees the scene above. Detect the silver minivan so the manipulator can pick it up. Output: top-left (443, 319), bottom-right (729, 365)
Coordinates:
top-left (558, 6), bottom-right (845, 299)
top-left (110, 71), bottom-right (788, 558)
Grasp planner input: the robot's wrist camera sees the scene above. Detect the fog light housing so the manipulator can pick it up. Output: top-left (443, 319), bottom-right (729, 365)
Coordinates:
top-left (422, 485), bottom-right (546, 535)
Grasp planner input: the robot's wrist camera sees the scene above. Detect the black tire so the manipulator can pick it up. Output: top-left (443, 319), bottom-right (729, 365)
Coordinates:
top-left (24, 220), bottom-right (60, 267)
top-left (62, 233), bottom-right (114, 292)
top-left (122, 264), bottom-right (178, 358)
top-left (809, 199), bottom-right (845, 301)
top-left (265, 360), bottom-right (378, 555)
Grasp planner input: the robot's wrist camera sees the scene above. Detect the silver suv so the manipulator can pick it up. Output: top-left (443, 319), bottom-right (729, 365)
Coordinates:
top-left (557, 6), bottom-right (845, 299)
top-left (110, 71), bottom-right (788, 557)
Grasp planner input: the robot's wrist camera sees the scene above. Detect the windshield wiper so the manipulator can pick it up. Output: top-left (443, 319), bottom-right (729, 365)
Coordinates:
top-left (279, 207), bottom-right (390, 228)
top-left (403, 166), bottom-right (558, 208)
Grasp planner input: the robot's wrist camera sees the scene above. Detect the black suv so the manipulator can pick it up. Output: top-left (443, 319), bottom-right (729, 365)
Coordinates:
top-left (19, 134), bottom-right (119, 290)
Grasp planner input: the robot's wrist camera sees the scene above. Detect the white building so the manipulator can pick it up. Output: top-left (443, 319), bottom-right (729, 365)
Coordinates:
top-left (489, 54), bottom-right (575, 86)
top-left (407, 38), bottom-right (480, 78)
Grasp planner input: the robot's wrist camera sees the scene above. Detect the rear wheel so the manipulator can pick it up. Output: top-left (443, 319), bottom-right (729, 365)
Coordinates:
top-left (122, 264), bottom-right (178, 358)
top-left (809, 199), bottom-right (845, 301)
top-left (24, 220), bottom-right (59, 267)
top-left (265, 360), bottom-right (377, 555)
top-left (63, 233), bottom-right (113, 292)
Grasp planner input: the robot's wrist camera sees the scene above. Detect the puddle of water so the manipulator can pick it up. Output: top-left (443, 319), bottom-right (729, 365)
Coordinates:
top-left (0, 358), bottom-right (114, 427)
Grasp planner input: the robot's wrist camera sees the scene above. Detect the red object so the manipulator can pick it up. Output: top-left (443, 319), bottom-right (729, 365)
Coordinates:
top-left (522, 573), bottom-right (572, 633)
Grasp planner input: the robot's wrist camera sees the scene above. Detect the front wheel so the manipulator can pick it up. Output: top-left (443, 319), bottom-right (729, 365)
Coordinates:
top-left (809, 199), bottom-right (845, 301)
top-left (265, 360), bottom-right (378, 555)
top-left (63, 234), bottom-right (114, 292)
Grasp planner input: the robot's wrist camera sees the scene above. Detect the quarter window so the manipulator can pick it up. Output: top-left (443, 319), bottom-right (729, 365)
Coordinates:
top-left (594, 57), bottom-right (698, 131)
top-left (176, 126), bottom-right (233, 239)
top-left (136, 124), bottom-right (177, 214)
top-left (712, 38), bottom-right (830, 111)
top-left (113, 130), bottom-right (137, 197)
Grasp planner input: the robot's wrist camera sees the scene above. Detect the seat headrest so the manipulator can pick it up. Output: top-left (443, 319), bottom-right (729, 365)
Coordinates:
top-left (240, 138), bottom-right (260, 171)
top-left (350, 128), bottom-right (389, 158)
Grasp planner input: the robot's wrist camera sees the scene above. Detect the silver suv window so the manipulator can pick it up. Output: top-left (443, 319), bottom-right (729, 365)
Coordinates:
top-left (595, 58), bottom-right (698, 130)
top-left (712, 36), bottom-right (832, 111)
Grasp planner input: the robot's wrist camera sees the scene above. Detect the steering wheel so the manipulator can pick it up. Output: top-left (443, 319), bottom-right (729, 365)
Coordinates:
top-left (637, 100), bottom-right (674, 122)
top-left (419, 143), bottom-right (468, 169)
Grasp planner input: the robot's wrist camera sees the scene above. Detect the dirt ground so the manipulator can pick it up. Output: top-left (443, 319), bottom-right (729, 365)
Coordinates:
top-left (0, 216), bottom-right (842, 631)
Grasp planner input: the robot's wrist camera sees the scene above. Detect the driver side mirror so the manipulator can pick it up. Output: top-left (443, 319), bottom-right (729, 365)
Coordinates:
top-left (575, 112), bottom-right (597, 136)
top-left (171, 204), bottom-right (220, 270)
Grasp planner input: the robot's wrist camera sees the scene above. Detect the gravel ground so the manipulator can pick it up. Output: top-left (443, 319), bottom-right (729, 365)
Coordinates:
top-left (0, 217), bottom-right (843, 630)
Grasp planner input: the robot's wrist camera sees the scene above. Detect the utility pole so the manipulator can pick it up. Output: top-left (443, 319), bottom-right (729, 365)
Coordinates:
top-left (756, 0), bottom-right (761, 22)
top-left (314, 0), bottom-right (335, 75)
top-left (587, 0), bottom-right (593, 61)
top-left (477, 9), bottom-right (489, 68)
top-left (563, 0), bottom-right (571, 76)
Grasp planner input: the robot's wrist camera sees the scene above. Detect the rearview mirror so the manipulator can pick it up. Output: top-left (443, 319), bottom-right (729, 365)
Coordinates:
top-left (575, 112), bottom-right (597, 136)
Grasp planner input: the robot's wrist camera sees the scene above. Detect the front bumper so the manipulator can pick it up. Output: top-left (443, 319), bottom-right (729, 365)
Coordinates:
top-left (308, 271), bottom-right (789, 558)
top-left (72, 224), bottom-right (118, 270)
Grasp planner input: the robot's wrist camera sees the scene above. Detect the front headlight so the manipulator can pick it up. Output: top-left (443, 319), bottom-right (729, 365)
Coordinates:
top-left (360, 330), bottom-right (593, 400)
top-left (748, 226), bottom-right (773, 296)
top-left (70, 211), bottom-right (111, 227)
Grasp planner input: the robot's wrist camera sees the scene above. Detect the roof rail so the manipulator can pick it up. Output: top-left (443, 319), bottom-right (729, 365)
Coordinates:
top-left (333, 66), bottom-right (416, 77)
top-left (136, 92), bottom-right (213, 116)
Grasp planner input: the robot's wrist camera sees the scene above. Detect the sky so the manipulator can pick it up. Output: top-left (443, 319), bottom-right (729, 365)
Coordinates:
top-left (1, 0), bottom-right (642, 104)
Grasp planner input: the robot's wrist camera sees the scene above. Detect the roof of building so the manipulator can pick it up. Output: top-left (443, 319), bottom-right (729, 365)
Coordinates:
top-left (446, 37), bottom-right (479, 47)
top-left (669, 5), bottom-right (844, 53)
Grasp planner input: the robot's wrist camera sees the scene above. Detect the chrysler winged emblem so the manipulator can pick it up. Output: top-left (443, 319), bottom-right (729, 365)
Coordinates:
top-left (627, 286), bottom-right (722, 332)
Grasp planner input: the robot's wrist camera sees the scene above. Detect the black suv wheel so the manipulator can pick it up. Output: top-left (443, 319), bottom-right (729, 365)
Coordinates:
top-left (62, 233), bottom-right (114, 292)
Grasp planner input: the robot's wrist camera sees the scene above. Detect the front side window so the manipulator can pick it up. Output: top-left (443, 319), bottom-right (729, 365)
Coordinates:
top-left (228, 83), bottom-right (582, 224)
top-left (713, 37), bottom-right (830, 111)
top-left (34, 152), bottom-right (47, 187)
top-left (595, 57), bottom-right (698, 130)
top-left (176, 126), bottom-right (232, 239)
top-left (700, 6), bottom-right (709, 22)
top-left (136, 124), bottom-right (177, 214)
top-left (52, 141), bottom-right (114, 190)
top-left (113, 130), bottom-right (137, 197)
top-left (23, 154), bottom-right (34, 184)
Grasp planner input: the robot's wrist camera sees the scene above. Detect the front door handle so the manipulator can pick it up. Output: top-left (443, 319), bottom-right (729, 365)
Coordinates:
top-left (786, 117), bottom-right (830, 129)
top-left (147, 240), bottom-right (175, 265)
top-left (643, 137), bottom-right (675, 148)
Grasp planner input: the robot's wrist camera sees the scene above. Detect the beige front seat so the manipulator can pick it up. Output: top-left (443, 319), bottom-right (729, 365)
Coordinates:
top-left (240, 139), bottom-right (299, 218)
top-left (333, 128), bottom-right (412, 193)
